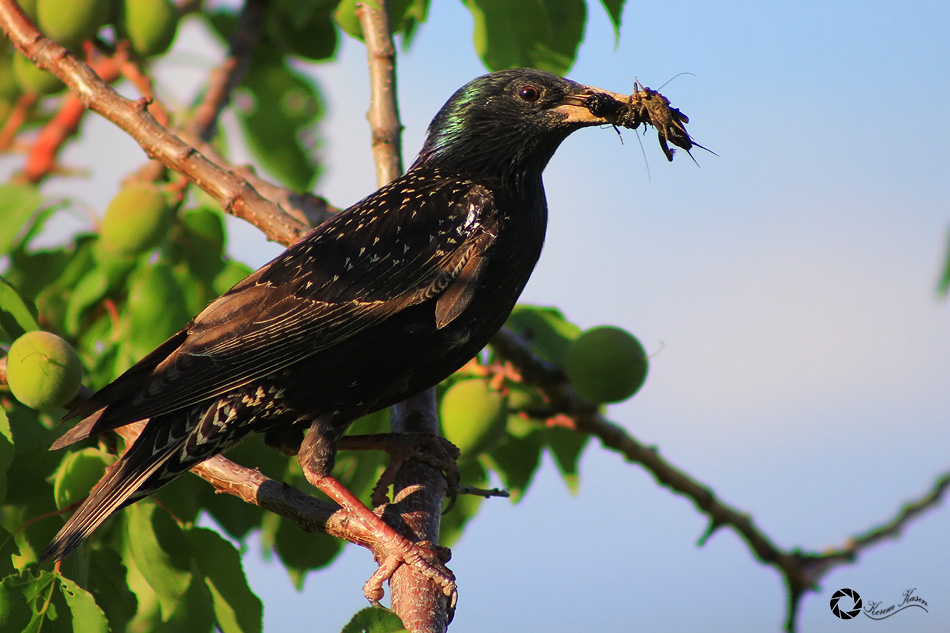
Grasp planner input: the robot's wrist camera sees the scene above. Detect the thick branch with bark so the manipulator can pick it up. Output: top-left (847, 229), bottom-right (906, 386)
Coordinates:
top-left (355, 2), bottom-right (452, 631)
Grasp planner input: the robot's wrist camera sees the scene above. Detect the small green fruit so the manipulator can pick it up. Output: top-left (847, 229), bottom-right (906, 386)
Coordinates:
top-left (440, 379), bottom-right (508, 460)
top-left (13, 53), bottom-right (63, 95)
top-left (122, 0), bottom-right (179, 57)
top-left (564, 326), bottom-right (648, 404)
top-left (17, 0), bottom-right (38, 21)
top-left (53, 448), bottom-right (112, 511)
top-left (36, 0), bottom-right (111, 48)
top-left (6, 330), bottom-right (83, 410)
top-left (100, 183), bottom-right (174, 255)
top-left (0, 50), bottom-right (20, 101)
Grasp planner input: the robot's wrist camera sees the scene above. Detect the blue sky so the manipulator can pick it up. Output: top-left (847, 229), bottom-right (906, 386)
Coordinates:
top-left (52, 0), bottom-right (950, 630)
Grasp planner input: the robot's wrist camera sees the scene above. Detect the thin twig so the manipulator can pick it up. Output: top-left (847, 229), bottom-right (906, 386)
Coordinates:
top-left (22, 49), bottom-right (122, 182)
top-left (187, 0), bottom-right (265, 143)
top-left (490, 326), bottom-right (950, 632)
top-left (458, 486), bottom-right (509, 499)
top-left (0, 92), bottom-right (35, 151)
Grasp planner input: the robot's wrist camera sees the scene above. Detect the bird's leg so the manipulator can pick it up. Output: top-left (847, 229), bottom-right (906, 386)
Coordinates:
top-left (298, 420), bottom-right (458, 607)
top-left (338, 433), bottom-right (460, 507)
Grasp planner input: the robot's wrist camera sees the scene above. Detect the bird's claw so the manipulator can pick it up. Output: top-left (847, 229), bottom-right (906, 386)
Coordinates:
top-left (363, 538), bottom-right (458, 611)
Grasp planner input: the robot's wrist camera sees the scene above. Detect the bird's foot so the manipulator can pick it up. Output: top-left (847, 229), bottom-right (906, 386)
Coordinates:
top-left (338, 432), bottom-right (460, 507)
top-left (303, 469), bottom-right (458, 608)
top-left (363, 535), bottom-right (457, 610)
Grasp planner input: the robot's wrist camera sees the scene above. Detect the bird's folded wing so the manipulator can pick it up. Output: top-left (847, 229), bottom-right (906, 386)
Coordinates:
top-left (57, 180), bottom-right (495, 443)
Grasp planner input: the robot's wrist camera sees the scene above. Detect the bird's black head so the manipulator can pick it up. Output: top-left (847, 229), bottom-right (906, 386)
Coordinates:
top-left (413, 68), bottom-right (618, 182)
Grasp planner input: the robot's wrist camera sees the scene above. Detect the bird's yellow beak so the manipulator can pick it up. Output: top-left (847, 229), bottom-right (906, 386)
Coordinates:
top-left (553, 86), bottom-right (633, 126)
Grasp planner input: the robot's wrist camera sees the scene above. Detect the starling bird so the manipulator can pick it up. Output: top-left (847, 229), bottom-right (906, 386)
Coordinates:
top-left (44, 68), bottom-right (630, 597)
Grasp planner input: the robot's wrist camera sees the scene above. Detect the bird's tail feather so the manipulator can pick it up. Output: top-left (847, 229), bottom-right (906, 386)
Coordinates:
top-left (41, 432), bottom-right (184, 561)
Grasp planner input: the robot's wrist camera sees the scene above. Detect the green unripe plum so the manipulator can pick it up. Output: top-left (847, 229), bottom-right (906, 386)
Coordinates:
top-left (440, 379), bottom-right (508, 460)
top-left (13, 53), bottom-right (63, 95)
top-left (17, 0), bottom-right (38, 21)
top-left (36, 0), bottom-right (111, 48)
top-left (0, 51), bottom-right (20, 101)
top-left (6, 330), bottom-right (83, 410)
top-left (564, 326), bottom-right (648, 404)
top-left (100, 183), bottom-right (174, 255)
top-left (53, 447), bottom-right (112, 511)
top-left (122, 0), bottom-right (179, 57)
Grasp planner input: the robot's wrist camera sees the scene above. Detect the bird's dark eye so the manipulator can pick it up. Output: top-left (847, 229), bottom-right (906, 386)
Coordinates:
top-left (519, 86), bottom-right (541, 102)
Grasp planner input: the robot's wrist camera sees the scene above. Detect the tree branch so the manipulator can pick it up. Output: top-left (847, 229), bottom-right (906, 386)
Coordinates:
top-left (490, 326), bottom-right (950, 632)
top-left (187, 0), bottom-right (264, 143)
top-left (356, 2), bottom-right (451, 631)
top-left (0, 0), bottom-right (308, 246)
top-left (22, 47), bottom-right (122, 183)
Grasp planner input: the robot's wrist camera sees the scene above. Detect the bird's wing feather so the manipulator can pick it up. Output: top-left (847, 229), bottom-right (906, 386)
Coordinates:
top-left (58, 177), bottom-right (495, 442)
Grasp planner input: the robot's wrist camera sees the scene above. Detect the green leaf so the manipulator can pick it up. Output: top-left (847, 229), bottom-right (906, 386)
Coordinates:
top-left (506, 304), bottom-right (581, 365)
top-left (63, 267), bottom-right (111, 336)
top-left (213, 259), bottom-right (254, 296)
top-left (265, 0), bottom-right (339, 61)
top-left (0, 569), bottom-right (107, 633)
top-left (0, 574), bottom-right (31, 632)
top-left (0, 406), bottom-right (16, 480)
top-left (8, 199), bottom-right (66, 254)
top-left (236, 57), bottom-right (322, 190)
top-left (171, 208), bottom-right (227, 304)
top-left (125, 261), bottom-right (191, 360)
top-left (5, 248), bottom-right (72, 304)
top-left (158, 573), bottom-right (216, 633)
top-left (335, 0), bottom-right (428, 42)
top-left (33, 236), bottom-right (98, 333)
top-left (126, 503), bottom-right (191, 619)
top-left (0, 182), bottom-right (42, 255)
top-left (4, 407), bottom-right (60, 564)
top-left (399, 0), bottom-right (430, 45)
top-left (0, 570), bottom-right (39, 633)
top-left (483, 427), bottom-right (543, 502)
top-left (0, 275), bottom-right (40, 342)
top-left (86, 547), bottom-right (138, 633)
top-left (599, 0), bottom-right (624, 42)
top-left (58, 575), bottom-right (109, 633)
top-left (187, 528), bottom-right (262, 633)
top-left (263, 512), bottom-right (343, 590)
top-left (542, 426), bottom-right (589, 494)
top-left (340, 606), bottom-right (408, 633)
top-left (463, 0), bottom-right (587, 74)
top-left (939, 225), bottom-right (950, 296)
top-left (0, 522), bottom-right (19, 579)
